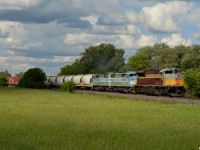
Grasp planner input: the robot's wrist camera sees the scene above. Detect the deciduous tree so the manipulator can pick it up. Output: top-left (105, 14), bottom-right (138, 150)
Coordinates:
top-left (18, 68), bottom-right (46, 89)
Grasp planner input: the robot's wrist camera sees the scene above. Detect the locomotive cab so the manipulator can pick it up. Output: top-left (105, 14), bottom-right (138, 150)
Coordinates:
top-left (159, 68), bottom-right (184, 87)
top-left (159, 68), bottom-right (185, 96)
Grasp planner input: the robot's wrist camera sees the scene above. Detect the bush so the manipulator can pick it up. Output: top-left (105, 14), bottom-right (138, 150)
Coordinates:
top-left (183, 69), bottom-right (200, 97)
top-left (18, 68), bottom-right (46, 89)
top-left (61, 81), bottom-right (76, 93)
top-left (0, 77), bottom-right (8, 87)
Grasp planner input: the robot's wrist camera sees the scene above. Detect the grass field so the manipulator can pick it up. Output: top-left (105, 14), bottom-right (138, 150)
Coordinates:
top-left (0, 88), bottom-right (200, 150)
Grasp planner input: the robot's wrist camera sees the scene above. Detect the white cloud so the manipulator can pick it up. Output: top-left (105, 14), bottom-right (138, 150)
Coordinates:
top-left (125, 11), bottom-right (144, 24)
top-left (0, 0), bottom-right (41, 10)
top-left (93, 24), bottom-right (139, 35)
top-left (0, 21), bottom-right (32, 50)
top-left (142, 1), bottom-right (191, 32)
top-left (64, 32), bottom-right (137, 49)
top-left (117, 35), bottom-right (135, 48)
top-left (136, 35), bottom-right (157, 47)
top-left (161, 34), bottom-right (192, 47)
top-left (98, 10), bottom-right (143, 26)
top-left (80, 16), bottom-right (98, 26)
top-left (64, 33), bottom-right (96, 45)
top-left (0, 54), bottom-right (79, 75)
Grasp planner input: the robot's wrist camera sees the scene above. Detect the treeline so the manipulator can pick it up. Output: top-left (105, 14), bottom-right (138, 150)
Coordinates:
top-left (124, 43), bottom-right (200, 71)
top-left (60, 43), bottom-right (200, 74)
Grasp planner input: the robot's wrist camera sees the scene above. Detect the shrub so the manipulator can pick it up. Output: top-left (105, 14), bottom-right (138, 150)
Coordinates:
top-left (18, 68), bottom-right (46, 89)
top-left (183, 69), bottom-right (200, 97)
top-left (61, 81), bottom-right (76, 93)
top-left (0, 77), bottom-right (8, 87)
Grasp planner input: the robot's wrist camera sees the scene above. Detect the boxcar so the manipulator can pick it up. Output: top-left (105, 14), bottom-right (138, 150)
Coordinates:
top-left (7, 77), bottom-right (21, 85)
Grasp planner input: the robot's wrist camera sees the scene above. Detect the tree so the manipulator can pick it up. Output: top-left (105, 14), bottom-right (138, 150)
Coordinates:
top-left (127, 43), bottom-right (198, 71)
top-left (59, 60), bottom-right (86, 75)
top-left (173, 45), bottom-right (189, 69)
top-left (181, 45), bottom-right (200, 71)
top-left (102, 49), bottom-right (125, 72)
top-left (0, 77), bottom-right (8, 86)
top-left (127, 53), bottom-right (150, 71)
top-left (18, 68), bottom-right (46, 89)
top-left (15, 72), bottom-right (24, 77)
top-left (0, 70), bottom-right (11, 86)
top-left (0, 70), bottom-right (11, 77)
top-left (183, 69), bottom-right (200, 97)
top-left (60, 43), bottom-right (125, 75)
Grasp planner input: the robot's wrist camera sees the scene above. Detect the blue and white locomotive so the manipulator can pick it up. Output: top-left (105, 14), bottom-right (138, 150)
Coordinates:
top-left (93, 71), bottom-right (137, 92)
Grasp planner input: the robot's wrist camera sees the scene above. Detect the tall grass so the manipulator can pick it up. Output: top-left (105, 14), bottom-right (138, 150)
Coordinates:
top-left (0, 88), bottom-right (200, 150)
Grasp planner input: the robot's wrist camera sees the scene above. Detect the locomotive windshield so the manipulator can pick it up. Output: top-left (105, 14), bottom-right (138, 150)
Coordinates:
top-left (165, 70), bottom-right (173, 74)
top-left (174, 69), bottom-right (181, 74)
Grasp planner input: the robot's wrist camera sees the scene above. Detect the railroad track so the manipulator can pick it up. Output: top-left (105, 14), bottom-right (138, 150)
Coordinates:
top-left (77, 90), bottom-right (200, 105)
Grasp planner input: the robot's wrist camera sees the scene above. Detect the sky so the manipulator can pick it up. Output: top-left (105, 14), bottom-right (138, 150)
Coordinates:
top-left (0, 0), bottom-right (200, 75)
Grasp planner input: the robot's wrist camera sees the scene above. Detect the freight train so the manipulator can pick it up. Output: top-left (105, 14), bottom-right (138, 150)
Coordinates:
top-left (46, 68), bottom-right (185, 96)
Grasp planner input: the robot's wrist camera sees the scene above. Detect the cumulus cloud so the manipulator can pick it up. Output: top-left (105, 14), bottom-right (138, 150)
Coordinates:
top-left (0, 21), bottom-right (45, 50)
top-left (0, 0), bottom-right (41, 10)
top-left (0, 0), bottom-right (199, 75)
top-left (0, 0), bottom-right (90, 26)
top-left (142, 1), bottom-right (191, 33)
top-left (136, 35), bottom-right (158, 47)
top-left (161, 34), bottom-right (192, 47)
top-left (64, 32), bottom-right (136, 49)
top-left (0, 53), bottom-right (79, 75)
top-left (98, 10), bottom-right (143, 26)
